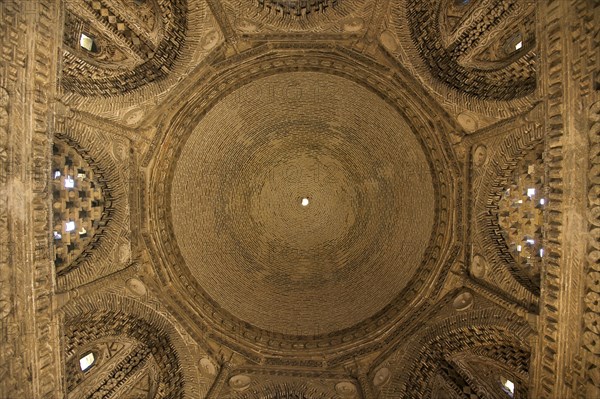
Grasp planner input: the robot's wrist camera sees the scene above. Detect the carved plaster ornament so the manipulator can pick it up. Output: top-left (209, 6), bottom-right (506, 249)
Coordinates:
top-left (0, 108), bottom-right (8, 127)
top-left (342, 17), bottom-right (364, 32)
top-left (584, 312), bottom-right (600, 334)
top-left (473, 145), bottom-right (488, 167)
top-left (457, 112), bottom-right (479, 133)
top-left (335, 381), bottom-right (358, 397)
top-left (236, 18), bottom-right (260, 33)
top-left (452, 291), bottom-right (474, 311)
top-left (373, 367), bottom-right (391, 387)
top-left (118, 243), bottom-right (131, 264)
top-left (123, 108), bottom-right (145, 126)
top-left (199, 357), bottom-right (216, 375)
top-left (126, 278), bottom-right (147, 297)
top-left (201, 30), bottom-right (220, 50)
top-left (0, 300), bottom-right (10, 319)
top-left (229, 374), bottom-right (251, 391)
top-left (380, 30), bottom-right (399, 52)
top-left (470, 254), bottom-right (487, 279)
top-left (0, 87), bottom-right (8, 107)
top-left (583, 331), bottom-right (600, 354)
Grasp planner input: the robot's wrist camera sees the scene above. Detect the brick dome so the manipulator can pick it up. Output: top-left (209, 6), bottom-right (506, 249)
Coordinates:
top-left (170, 72), bottom-right (436, 334)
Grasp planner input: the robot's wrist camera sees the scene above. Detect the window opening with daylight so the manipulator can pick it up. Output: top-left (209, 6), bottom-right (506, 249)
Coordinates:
top-left (79, 33), bottom-right (96, 52)
top-left (79, 352), bottom-right (95, 372)
top-left (500, 376), bottom-right (515, 397)
top-left (52, 139), bottom-right (107, 272)
top-left (498, 144), bottom-right (544, 287)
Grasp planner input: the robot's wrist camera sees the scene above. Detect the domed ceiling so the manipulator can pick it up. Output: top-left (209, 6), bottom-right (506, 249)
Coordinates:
top-left (144, 43), bottom-right (462, 364)
top-left (27, 0), bottom-right (595, 396)
top-left (170, 72), bottom-right (436, 334)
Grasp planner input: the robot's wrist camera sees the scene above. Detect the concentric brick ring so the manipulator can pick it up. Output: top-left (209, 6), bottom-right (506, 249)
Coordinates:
top-left (171, 72), bottom-right (435, 334)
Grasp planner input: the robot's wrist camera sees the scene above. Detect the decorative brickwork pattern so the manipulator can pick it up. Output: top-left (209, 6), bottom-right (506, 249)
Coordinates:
top-left (582, 98), bottom-right (600, 395)
top-left (378, 309), bottom-right (531, 398)
top-left (61, 0), bottom-right (188, 96)
top-left (60, 292), bottom-right (215, 399)
top-left (145, 47), bottom-right (461, 361)
top-left (0, 1), bottom-right (63, 397)
top-left (171, 72), bottom-right (436, 334)
top-left (257, 0), bottom-right (339, 17)
top-left (497, 143), bottom-right (544, 288)
top-left (531, 1), bottom-right (599, 397)
top-left (406, 0), bottom-right (536, 101)
top-left (51, 138), bottom-right (109, 274)
top-left (52, 125), bottom-right (131, 290)
top-left (220, 0), bottom-right (370, 38)
top-left (64, 311), bottom-right (183, 398)
top-left (471, 122), bottom-right (544, 297)
top-left (3, 0), bottom-right (598, 397)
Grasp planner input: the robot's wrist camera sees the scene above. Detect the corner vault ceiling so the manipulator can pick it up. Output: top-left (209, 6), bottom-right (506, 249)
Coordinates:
top-left (171, 72), bottom-right (436, 334)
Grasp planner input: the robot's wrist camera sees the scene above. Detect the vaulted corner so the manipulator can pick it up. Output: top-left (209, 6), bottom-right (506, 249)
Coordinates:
top-left (61, 0), bottom-right (188, 96)
top-left (1, 0), bottom-right (598, 398)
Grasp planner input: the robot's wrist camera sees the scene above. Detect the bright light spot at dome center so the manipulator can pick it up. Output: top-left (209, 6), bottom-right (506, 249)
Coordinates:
top-left (301, 198), bottom-right (310, 206)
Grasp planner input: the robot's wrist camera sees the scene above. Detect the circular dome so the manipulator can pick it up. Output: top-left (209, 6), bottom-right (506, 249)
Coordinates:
top-left (170, 72), bottom-right (435, 334)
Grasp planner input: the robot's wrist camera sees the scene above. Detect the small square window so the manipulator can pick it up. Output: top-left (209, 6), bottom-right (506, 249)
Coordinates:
top-left (79, 352), bottom-right (95, 371)
top-left (515, 41), bottom-right (523, 50)
top-left (65, 221), bottom-right (76, 232)
top-left (64, 176), bottom-right (75, 189)
top-left (79, 33), bottom-right (95, 52)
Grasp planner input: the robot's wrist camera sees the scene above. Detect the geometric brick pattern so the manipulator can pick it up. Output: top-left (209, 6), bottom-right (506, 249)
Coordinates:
top-left (498, 143), bottom-right (544, 289)
top-left (372, 299), bottom-right (534, 398)
top-left (257, 0), bottom-right (340, 17)
top-left (64, 309), bottom-right (184, 399)
top-left (2, 0), bottom-right (596, 398)
top-left (472, 123), bottom-right (545, 298)
top-left (143, 43), bottom-right (462, 366)
top-left (406, 0), bottom-right (536, 101)
top-left (231, 383), bottom-right (330, 398)
top-left (52, 139), bottom-right (108, 274)
top-left (61, 0), bottom-right (188, 96)
top-left (65, 341), bottom-right (132, 392)
top-left (170, 72), bottom-right (436, 334)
